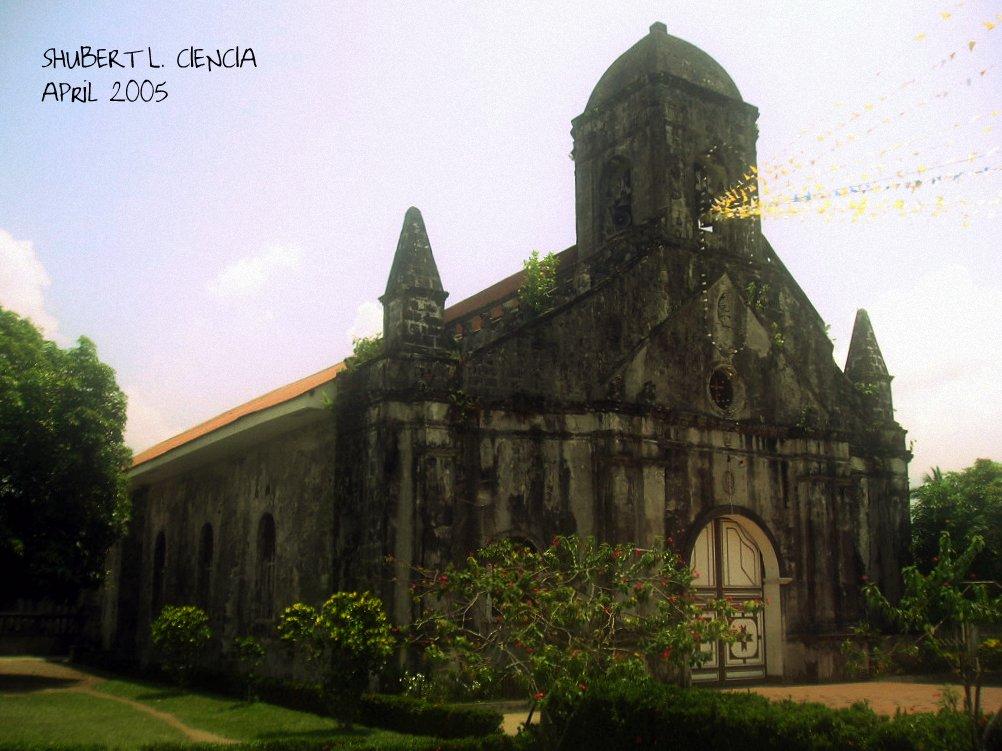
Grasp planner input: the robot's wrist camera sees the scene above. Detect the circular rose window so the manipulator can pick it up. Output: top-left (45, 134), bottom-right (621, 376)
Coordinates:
top-left (708, 367), bottom-right (735, 411)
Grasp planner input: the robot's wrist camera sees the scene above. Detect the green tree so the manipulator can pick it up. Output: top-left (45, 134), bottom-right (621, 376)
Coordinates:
top-left (518, 250), bottom-right (559, 312)
top-left (0, 308), bottom-right (131, 604)
top-left (277, 591), bottom-right (395, 723)
top-left (911, 459), bottom-right (1002, 584)
top-left (346, 334), bottom-right (383, 369)
top-left (229, 635), bottom-right (266, 701)
top-left (151, 605), bottom-right (212, 687)
top-left (857, 533), bottom-right (1002, 751)
top-left (407, 535), bottom-right (759, 738)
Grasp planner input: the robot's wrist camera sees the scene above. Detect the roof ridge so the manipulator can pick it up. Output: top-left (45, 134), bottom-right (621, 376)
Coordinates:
top-left (131, 360), bottom-right (346, 467)
top-left (131, 243), bottom-right (577, 469)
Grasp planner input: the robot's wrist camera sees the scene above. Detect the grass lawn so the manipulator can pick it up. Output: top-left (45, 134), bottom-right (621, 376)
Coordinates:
top-left (0, 689), bottom-right (186, 747)
top-left (96, 677), bottom-right (421, 744)
top-left (0, 667), bottom-right (438, 749)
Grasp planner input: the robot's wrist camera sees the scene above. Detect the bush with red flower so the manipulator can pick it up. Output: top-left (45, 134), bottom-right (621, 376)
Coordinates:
top-left (406, 535), bottom-right (759, 738)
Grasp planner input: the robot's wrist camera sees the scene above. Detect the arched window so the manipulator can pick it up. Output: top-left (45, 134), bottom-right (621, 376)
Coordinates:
top-left (151, 531), bottom-right (166, 618)
top-left (255, 513), bottom-right (276, 620)
top-left (601, 156), bottom-right (633, 236)
top-left (196, 523), bottom-right (213, 609)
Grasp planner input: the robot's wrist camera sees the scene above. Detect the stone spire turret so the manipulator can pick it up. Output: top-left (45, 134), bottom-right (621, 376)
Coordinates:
top-left (379, 207), bottom-right (449, 353)
top-left (845, 309), bottom-right (894, 420)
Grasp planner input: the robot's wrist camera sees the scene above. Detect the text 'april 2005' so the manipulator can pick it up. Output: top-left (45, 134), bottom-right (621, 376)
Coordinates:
top-left (40, 46), bottom-right (257, 103)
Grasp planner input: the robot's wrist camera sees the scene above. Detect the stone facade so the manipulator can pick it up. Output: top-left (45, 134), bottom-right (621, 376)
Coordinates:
top-left (102, 23), bottom-right (910, 681)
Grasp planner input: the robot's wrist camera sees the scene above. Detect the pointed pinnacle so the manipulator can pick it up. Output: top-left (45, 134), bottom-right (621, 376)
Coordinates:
top-left (382, 207), bottom-right (445, 300)
top-left (845, 309), bottom-right (890, 382)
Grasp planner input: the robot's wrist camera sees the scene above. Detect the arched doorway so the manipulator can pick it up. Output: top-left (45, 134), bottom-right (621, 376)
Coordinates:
top-left (688, 514), bottom-right (783, 682)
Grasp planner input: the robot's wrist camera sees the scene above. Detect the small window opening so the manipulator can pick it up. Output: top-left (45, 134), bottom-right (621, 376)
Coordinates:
top-left (196, 523), bottom-right (213, 609)
top-left (709, 368), bottom-right (735, 410)
top-left (602, 157), bottom-right (633, 236)
top-left (255, 513), bottom-right (276, 620)
top-left (152, 531), bottom-right (166, 618)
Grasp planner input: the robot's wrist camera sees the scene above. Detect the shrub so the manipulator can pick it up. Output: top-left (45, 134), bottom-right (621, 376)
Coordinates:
top-left (150, 605), bottom-right (212, 687)
top-left (545, 675), bottom-right (970, 751)
top-left (228, 635), bottom-right (266, 700)
top-left (518, 250), bottom-right (559, 312)
top-left (347, 334), bottom-right (383, 369)
top-left (408, 534), bottom-right (760, 730)
top-left (358, 692), bottom-right (502, 739)
top-left (277, 592), bottom-right (395, 723)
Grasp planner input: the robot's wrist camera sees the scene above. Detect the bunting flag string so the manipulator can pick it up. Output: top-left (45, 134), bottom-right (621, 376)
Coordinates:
top-left (760, 7), bottom-right (1000, 184)
top-left (711, 163), bottom-right (1002, 222)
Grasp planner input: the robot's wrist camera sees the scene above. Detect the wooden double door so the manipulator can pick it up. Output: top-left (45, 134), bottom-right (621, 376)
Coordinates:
top-left (689, 517), bottom-right (767, 682)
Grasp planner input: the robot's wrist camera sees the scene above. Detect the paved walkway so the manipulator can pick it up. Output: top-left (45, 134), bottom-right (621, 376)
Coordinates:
top-left (497, 680), bottom-right (1002, 735)
top-left (0, 657), bottom-right (234, 745)
top-left (730, 680), bottom-right (1002, 715)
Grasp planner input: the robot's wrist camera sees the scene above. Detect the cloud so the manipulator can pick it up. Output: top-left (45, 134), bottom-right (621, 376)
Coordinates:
top-left (0, 228), bottom-right (63, 341)
top-left (847, 264), bottom-right (1002, 482)
top-left (206, 244), bottom-right (302, 299)
top-left (347, 300), bottom-right (382, 343)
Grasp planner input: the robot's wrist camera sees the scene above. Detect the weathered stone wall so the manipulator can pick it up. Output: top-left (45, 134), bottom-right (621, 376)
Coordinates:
top-left (114, 421), bottom-right (337, 668)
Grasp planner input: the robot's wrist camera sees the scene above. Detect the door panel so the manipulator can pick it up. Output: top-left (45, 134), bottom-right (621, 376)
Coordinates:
top-left (690, 517), bottom-right (766, 682)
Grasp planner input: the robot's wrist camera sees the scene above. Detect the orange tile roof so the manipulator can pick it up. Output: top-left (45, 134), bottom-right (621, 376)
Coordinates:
top-left (444, 245), bottom-right (576, 321)
top-left (132, 361), bottom-right (347, 467)
top-left (132, 245), bottom-right (577, 470)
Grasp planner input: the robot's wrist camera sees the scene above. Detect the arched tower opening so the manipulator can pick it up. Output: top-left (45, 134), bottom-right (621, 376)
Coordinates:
top-left (571, 22), bottom-right (760, 257)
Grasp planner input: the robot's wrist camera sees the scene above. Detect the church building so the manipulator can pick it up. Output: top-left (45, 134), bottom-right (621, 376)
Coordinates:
top-left (99, 23), bottom-right (911, 682)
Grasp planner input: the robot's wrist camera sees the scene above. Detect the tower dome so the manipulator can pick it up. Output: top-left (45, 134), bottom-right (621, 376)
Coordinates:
top-left (586, 21), bottom-right (741, 110)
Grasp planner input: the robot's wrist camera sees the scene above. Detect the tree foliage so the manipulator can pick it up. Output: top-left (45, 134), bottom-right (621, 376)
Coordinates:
top-left (229, 635), bottom-right (267, 700)
top-left (853, 533), bottom-right (1002, 751)
top-left (277, 591), bottom-right (395, 717)
top-left (347, 334), bottom-right (383, 369)
top-left (0, 308), bottom-right (131, 604)
top-left (151, 605), bottom-right (212, 687)
top-left (518, 250), bottom-right (559, 312)
top-left (407, 535), bottom-right (759, 732)
top-left (911, 459), bottom-right (1002, 585)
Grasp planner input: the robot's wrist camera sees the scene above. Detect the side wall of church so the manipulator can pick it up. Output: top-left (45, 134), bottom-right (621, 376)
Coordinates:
top-left (112, 420), bottom-right (338, 669)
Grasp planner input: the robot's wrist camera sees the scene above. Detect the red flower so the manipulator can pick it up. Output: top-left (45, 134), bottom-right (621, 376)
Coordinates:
top-left (612, 549), bottom-right (622, 559)
top-left (578, 682), bottom-right (588, 691)
top-left (660, 647), bottom-right (672, 660)
top-left (634, 548), bottom-right (644, 557)
top-left (860, 574), bottom-right (869, 582)
top-left (533, 691), bottom-right (545, 701)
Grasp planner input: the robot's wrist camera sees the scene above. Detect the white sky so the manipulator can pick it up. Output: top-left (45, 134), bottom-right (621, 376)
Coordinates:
top-left (0, 1), bottom-right (999, 484)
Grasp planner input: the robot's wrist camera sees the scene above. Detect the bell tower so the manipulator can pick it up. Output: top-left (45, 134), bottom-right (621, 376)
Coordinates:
top-left (571, 22), bottom-right (761, 257)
